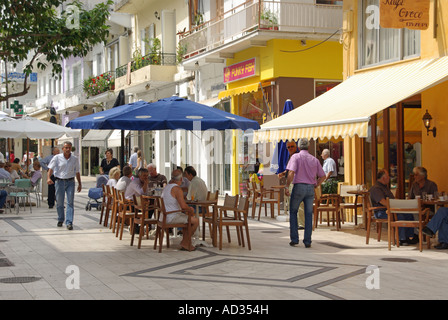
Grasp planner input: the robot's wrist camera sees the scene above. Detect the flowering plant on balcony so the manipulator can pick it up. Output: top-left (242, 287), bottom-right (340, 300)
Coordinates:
top-left (83, 72), bottom-right (115, 97)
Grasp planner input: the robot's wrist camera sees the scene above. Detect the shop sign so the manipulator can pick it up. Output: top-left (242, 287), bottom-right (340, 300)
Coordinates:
top-left (223, 58), bottom-right (258, 84)
top-left (380, 0), bottom-right (430, 30)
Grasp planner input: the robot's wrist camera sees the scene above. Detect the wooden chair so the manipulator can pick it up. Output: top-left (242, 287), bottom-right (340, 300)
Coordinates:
top-left (99, 185), bottom-right (112, 226)
top-left (109, 187), bottom-right (120, 233)
top-left (386, 197), bottom-right (431, 252)
top-left (131, 195), bottom-right (159, 249)
top-left (216, 196), bottom-right (251, 250)
top-left (313, 193), bottom-right (343, 231)
top-left (339, 185), bottom-right (363, 225)
top-left (154, 197), bottom-right (191, 253)
top-left (200, 191), bottom-right (219, 241)
top-left (365, 195), bottom-right (388, 244)
top-left (252, 181), bottom-right (280, 220)
top-left (115, 190), bottom-right (134, 240)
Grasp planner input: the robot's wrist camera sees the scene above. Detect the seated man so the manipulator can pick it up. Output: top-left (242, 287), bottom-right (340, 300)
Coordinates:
top-left (408, 166), bottom-right (438, 199)
top-left (115, 165), bottom-right (133, 192)
top-left (125, 168), bottom-right (149, 201)
top-left (4, 162), bottom-right (20, 182)
top-left (423, 207), bottom-right (448, 250)
top-left (0, 162), bottom-right (11, 181)
top-left (161, 169), bottom-right (199, 251)
top-left (147, 163), bottom-right (167, 187)
top-left (185, 166), bottom-right (208, 202)
top-left (22, 161), bottom-right (42, 187)
top-left (370, 169), bottom-right (417, 245)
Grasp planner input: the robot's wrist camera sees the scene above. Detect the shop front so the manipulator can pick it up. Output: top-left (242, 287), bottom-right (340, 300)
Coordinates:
top-left (255, 56), bottom-right (448, 199)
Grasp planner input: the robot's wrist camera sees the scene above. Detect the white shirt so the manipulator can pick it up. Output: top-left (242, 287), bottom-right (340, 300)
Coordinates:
top-left (125, 178), bottom-right (144, 200)
top-left (115, 176), bottom-right (132, 192)
top-left (106, 179), bottom-right (117, 188)
top-left (48, 153), bottom-right (79, 179)
top-left (323, 157), bottom-right (337, 178)
top-left (186, 176), bottom-right (208, 201)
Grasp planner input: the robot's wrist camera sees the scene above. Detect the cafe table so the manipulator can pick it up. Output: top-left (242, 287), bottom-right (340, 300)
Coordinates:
top-left (346, 189), bottom-right (370, 229)
top-left (422, 198), bottom-right (448, 212)
top-left (186, 199), bottom-right (217, 247)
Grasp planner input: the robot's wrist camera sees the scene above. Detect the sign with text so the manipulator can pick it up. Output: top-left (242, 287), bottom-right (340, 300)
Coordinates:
top-left (380, 0), bottom-right (430, 30)
top-left (223, 58), bottom-right (258, 84)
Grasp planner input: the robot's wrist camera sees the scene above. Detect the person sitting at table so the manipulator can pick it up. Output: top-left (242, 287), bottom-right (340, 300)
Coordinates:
top-left (147, 163), bottom-right (167, 187)
top-left (0, 188), bottom-right (7, 214)
top-left (4, 162), bottom-right (20, 183)
top-left (22, 161), bottom-right (42, 187)
top-left (408, 166), bottom-right (438, 199)
top-left (125, 168), bottom-right (149, 201)
top-left (11, 158), bottom-right (22, 175)
top-left (0, 162), bottom-right (11, 182)
top-left (115, 165), bottom-right (133, 192)
top-left (184, 166), bottom-right (208, 202)
top-left (422, 207), bottom-right (448, 250)
top-left (106, 167), bottom-right (121, 188)
top-left (370, 169), bottom-right (418, 246)
top-left (161, 169), bottom-right (199, 251)
top-left (177, 166), bottom-right (190, 196)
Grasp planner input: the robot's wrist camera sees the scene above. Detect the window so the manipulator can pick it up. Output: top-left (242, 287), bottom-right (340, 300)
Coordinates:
top-left (359, 0), bottom-right (420, 68)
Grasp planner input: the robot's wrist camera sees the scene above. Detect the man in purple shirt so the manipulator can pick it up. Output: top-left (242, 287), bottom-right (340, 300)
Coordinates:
top-left (285, 138), bottom-right (326, 248)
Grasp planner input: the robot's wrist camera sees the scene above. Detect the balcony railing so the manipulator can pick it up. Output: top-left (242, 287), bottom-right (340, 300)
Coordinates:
top-left (179, 0), bottom-right (342, 59)
top-left (116, 53), bottom-right (177, 78)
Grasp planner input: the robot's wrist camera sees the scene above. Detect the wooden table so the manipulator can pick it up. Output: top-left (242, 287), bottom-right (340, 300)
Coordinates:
top-left (422, 199), bottom-right (448, 212)
top-left (186, 199), bottom-right (217, 247)
top-left (347, 190), bottom-right (369, 229)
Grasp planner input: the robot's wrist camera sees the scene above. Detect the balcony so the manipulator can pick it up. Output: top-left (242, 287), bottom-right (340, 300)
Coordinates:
top-left (114, 53), bottom-right (177, 94)
top-left (179, 0), bottom-right (342, 64)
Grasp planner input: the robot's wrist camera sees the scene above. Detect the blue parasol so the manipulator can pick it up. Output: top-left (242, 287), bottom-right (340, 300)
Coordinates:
top-left (270, 99), bottom-right (295, 174)
top-left (67, 96), bottom-right (260, 131)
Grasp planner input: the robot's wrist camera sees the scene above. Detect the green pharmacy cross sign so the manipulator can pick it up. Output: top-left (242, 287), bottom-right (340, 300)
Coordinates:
top-left (11, 100), bottom-right (24, 116)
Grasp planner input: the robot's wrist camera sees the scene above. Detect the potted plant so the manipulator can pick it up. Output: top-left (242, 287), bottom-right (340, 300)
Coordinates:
top-left (176, 43), bottom-right (187, 64)
top-left (321, 179), bottom-right (338, 194)
top-left (83, 72), bottom-right (115, 98)
top-left (260, 8), bottom-right (278, 30)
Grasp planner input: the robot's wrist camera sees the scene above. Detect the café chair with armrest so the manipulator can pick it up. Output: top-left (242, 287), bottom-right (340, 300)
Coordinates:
top-left (115, 190), bottom-right (134, 240)
top-left (99, 185), bottom-right (110, 226)
top-left (339, 185), bottom-right (363, 225)
top-left (199, 191), bottom-right (219, 241)
top-left (216, 196), bottom-right (251, 250)
top-left (252, 181), bottom-right (280, 220)
top-left (386, 197), bottom-right (431, 252)
top-left (131, 195), bottom-right (159, 249)
top-left (313, 193), bottom-right (342, 231)
top-left (365, 196), bottom-right (388, 244)
top-left (9, 179), bottom-right (32, 214)
top-left (154, 198), bottom-right (192, 253)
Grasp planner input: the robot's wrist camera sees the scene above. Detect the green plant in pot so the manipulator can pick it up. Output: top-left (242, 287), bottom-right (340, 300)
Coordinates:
top-left (321, 179), bottom-right (338, 194)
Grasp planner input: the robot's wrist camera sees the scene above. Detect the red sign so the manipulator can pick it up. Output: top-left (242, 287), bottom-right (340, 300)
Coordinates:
top-left (223, 58), bottom-right (258, 83)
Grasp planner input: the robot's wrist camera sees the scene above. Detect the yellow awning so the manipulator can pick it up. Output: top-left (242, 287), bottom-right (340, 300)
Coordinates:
top-left (218, 83), bottom-right (259, 99)
top-left (254, 56), bottom-right (448, 143)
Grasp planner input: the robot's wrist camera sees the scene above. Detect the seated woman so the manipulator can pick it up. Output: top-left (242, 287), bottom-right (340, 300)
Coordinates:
top-left (106, 167), bottom-right (121, 188)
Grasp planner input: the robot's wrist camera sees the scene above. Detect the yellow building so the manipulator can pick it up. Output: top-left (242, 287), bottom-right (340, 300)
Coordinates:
top-left (219, 38), bottom-right (343, 194)
top-left (257, 0), bottom-right (448, 200)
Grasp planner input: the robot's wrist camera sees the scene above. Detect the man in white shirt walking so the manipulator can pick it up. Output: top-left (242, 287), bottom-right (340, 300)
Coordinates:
top-left (47, 142), bottom-right (81, 230)
top-left (322, 149), bottom-right (337, 182)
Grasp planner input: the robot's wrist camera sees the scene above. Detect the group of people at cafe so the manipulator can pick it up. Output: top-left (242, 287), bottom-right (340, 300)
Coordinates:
top-left (278, 138), bottom-right (448, 250)
top-left (98, 146), bottom-right (207, 251)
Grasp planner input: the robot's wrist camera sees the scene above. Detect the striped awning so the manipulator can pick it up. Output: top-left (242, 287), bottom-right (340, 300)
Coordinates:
top-left (254, 56), bottom-right (448, 143)
top-left (218, 83), bottom-right (259, 99)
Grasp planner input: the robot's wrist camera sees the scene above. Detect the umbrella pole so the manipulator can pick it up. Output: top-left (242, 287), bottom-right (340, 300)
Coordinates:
top-left (120, 130), bottom-right (124, 169)
top-left (26, 138), bottom-right (30, 174)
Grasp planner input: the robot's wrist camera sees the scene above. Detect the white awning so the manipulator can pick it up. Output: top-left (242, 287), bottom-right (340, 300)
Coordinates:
top-left (108, 130), bottom-right (130, 148)
top-left (254, 56), bottom-right (448, 143)
top-left (82, 130), bottom-right (112, 148)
